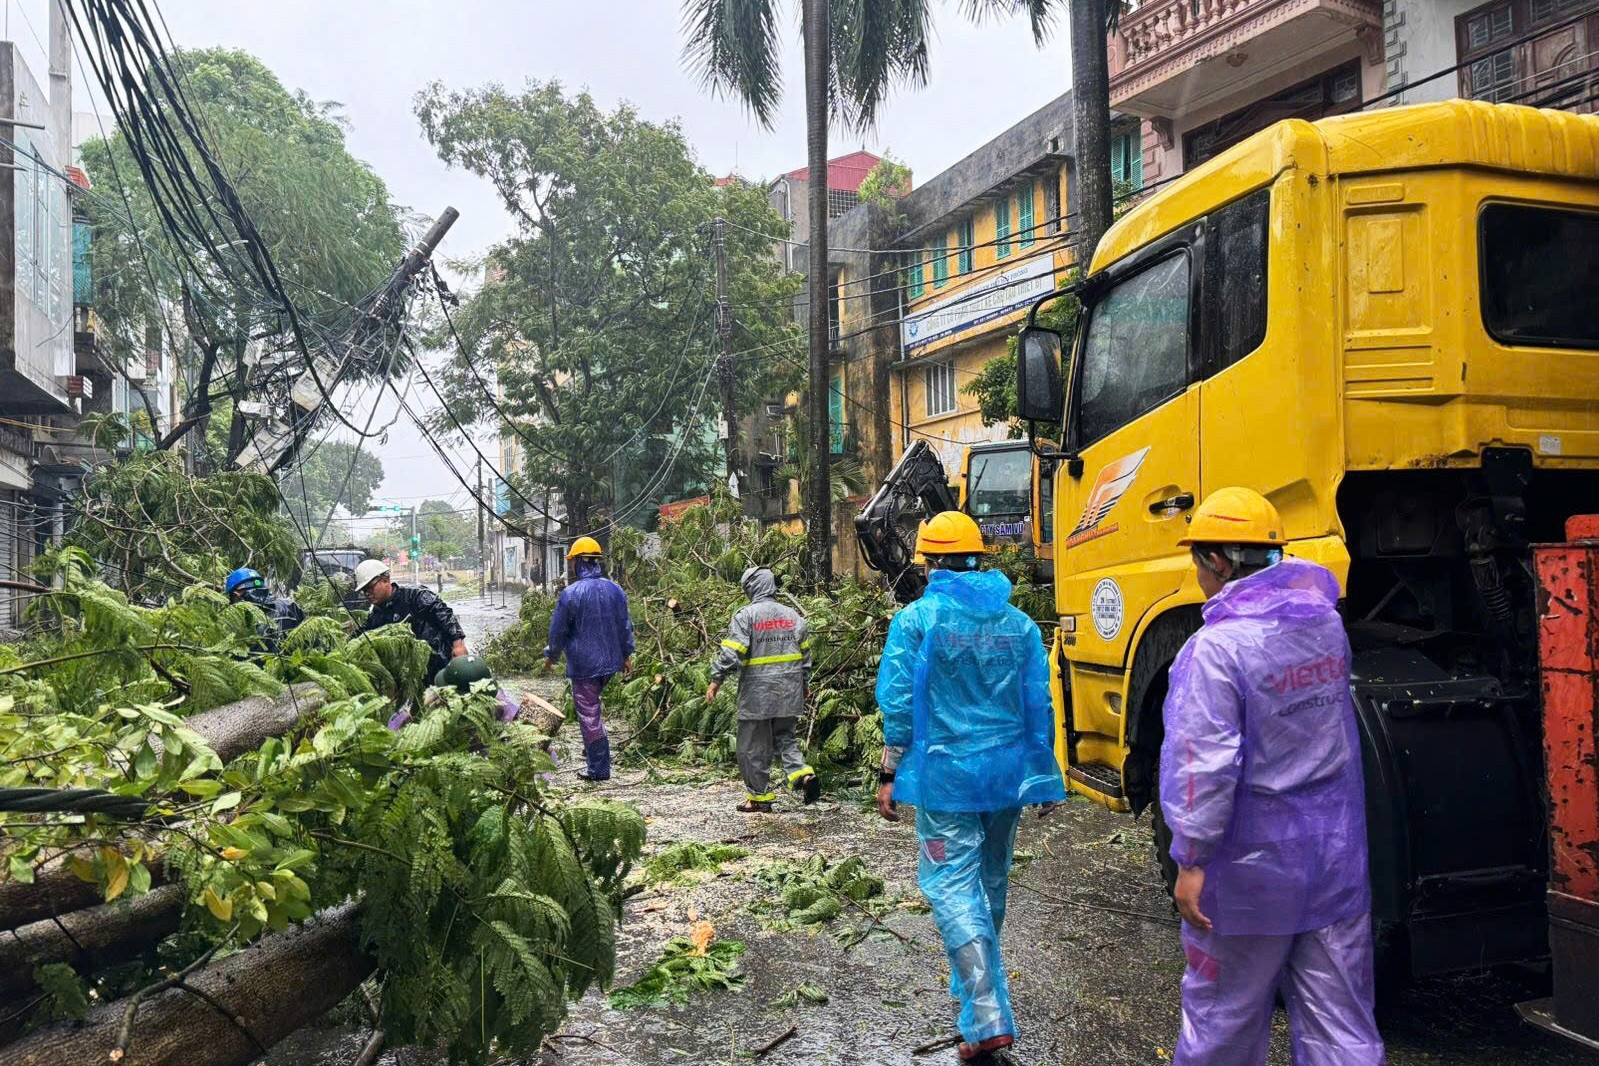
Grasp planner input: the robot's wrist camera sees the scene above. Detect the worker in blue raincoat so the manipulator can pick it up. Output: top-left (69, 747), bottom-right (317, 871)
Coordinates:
top-left (1161, 487), bottom-right (1383, 1066)
top-left (544, 537), bottom-right (634, 781)
top-left (875, 511), bottom-right (1064, 1063)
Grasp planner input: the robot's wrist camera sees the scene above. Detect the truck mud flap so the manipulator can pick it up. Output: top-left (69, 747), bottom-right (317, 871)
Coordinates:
top-left (1351, 644), bottom-right (1548, 976)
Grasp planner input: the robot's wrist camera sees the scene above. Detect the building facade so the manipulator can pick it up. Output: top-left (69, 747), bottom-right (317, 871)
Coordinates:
top-left (766, 150), bottom-right (887, 272)
top-left (813, 93), bottom-right (1077, 575)
top-left (1386, 0), bottom-right (1599, 109)
top-left (1107, 0), bottom-right (1386, 187)
top-left (0, 38), bottom-right (89, 632)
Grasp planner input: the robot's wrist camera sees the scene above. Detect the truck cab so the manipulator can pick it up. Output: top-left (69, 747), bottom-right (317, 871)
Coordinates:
top-left (1017, 100), bottom-right (1599, 978)
top-left (957, 440), bottom-right (1055, 582)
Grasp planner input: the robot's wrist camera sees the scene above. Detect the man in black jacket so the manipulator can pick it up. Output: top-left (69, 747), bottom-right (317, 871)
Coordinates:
top-left (353, 560), bottom-right (468, 678)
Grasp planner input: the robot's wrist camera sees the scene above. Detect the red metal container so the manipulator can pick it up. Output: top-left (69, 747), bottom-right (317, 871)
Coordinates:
top-left (1519, 515), bottom-right (1599, 1050)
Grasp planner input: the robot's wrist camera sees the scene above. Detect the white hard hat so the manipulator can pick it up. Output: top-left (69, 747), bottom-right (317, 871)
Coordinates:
top-left (352, 559), bottom-right (391, 592)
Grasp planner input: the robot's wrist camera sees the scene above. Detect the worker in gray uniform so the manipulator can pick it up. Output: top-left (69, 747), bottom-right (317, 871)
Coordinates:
top-left (706, 566), bottom-right (821, 812)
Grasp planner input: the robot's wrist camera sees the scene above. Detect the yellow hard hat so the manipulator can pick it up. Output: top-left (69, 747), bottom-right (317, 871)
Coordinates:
top-left (1178, 487), bottom-right (1284, 547)
top-left (916, 511), bottom-right (985, 557)
top-left (566, 536), bottom-right (603, 559)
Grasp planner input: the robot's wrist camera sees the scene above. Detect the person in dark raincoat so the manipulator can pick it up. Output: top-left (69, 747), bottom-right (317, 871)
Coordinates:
top-left (1161, 487), bottom-right (1383, 1066)
top-left (875, 511), bottom-right (1064, 1063)
top-left (543, 537), bottom-right (633, 781)
top-left (706, 566), bottom-right (817, 812)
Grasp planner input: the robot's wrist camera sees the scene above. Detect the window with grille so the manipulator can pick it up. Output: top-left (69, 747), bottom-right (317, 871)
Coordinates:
top-left (1456, 0), bottom-right (1599, 110)
top-left (1110, 129), bottom-right (1144, 193)
top-left (995, 198), bottom-right (1012, 259)
top-left (827, 187), bottom-right (860, 218)
top-left (907, 253), bottom-right (924, 300)
top-left (1045, 175), bottom-right (1062, 234)
top-left (1019, 183), bottom-right (1036, 248)
top-left (958, 218), bottom-right (975, 274)
top-left (925, 360), bottom-right (957, 417)
top-left (932, 239), bottom-right (949, 288)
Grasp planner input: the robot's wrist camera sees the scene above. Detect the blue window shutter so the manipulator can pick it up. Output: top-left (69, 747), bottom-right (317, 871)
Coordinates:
top-left (829, 373), bottom-right (845, 453)
top-left (1111, 135), bottom-right (1126, 185)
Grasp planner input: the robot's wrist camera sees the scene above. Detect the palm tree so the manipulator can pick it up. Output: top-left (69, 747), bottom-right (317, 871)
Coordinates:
top-left (682, 0), bottom-right (933, 584)
top-left (682, 0), bottom-right (1113, 583)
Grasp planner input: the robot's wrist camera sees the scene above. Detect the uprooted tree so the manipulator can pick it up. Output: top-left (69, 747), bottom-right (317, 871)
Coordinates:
top-left (0, 549), bottom-right (645, 1066)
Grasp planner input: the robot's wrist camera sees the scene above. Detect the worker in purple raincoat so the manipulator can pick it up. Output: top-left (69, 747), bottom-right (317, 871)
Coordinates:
top-left (1161, 487), bottom-right (1384, 1066)
top-left (543, 537), bottom-right (634, 781)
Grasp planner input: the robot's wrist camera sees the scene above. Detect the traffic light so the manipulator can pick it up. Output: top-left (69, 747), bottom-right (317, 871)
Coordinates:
top-left (410, 534), bottom-right (421, 552)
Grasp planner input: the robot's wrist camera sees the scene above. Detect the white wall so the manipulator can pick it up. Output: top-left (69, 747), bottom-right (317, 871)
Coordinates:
top-left (1387, 0), bottom-right (1478, 103)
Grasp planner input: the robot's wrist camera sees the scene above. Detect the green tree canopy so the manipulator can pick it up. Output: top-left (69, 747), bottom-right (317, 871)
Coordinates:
top-left (279, 441), bottom-right (387, 546)
top-left (80, 47), bottom-right (405, 463)
top-left (413, 81), bottom-right (801, 534)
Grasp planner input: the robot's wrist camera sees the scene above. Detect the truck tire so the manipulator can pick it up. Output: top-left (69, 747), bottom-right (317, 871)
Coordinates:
top-left (1150, 766), bottom-right (1178, 898)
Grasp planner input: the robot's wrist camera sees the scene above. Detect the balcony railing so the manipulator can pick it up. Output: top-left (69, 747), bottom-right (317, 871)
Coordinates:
top-left (1110, 0), bottom-right (1380, 110)
top-left (1118, 0), bottom-right (1266, 70)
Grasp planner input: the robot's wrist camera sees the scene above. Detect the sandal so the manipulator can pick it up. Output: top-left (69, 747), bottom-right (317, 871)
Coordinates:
top-left (799, 773), bottom-right (821, 805)
top-left (736, 800), bottom-right (774, 814)
top-left (958, 1035), bottom-right (1014, 1061)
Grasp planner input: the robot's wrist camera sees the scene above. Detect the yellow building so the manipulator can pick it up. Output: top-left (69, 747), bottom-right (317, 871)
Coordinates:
top-left (826, 92), bottom-right (1088, 499)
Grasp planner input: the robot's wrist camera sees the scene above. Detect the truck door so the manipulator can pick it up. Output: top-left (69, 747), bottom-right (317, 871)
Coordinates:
top-left (1058, 242), bottom-right (1201, 773)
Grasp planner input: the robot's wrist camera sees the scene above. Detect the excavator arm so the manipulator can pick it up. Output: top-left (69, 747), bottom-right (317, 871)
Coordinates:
top-left (853, 440), bottom-right (959, 604)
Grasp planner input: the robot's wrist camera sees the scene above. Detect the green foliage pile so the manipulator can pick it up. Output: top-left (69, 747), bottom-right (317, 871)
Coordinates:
top-left (1, 564), bottom-right (647, 1063)
top-left (481, 590), bottom-right (558, 676)
top-left (643, 840), bottom-right (750, 885)
top-left (607, 937), bottom-right (746, 1010)
top-left (604, 497), bottom-right (895, 771)
top-left (751, 855), bottom-right (885, 931)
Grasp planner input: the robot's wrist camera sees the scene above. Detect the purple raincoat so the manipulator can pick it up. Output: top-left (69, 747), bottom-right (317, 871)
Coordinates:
top-left (1160, 557), bottom-right (1369, 937)
top-left (544, 559), bottom-right (635, 680)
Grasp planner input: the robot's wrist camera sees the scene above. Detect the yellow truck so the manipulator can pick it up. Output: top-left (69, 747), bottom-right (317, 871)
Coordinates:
top-left (1014, 99), bottom-right (1599, 980)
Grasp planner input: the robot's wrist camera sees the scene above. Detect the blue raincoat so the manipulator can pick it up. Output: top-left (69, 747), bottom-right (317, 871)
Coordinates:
top-left (876, 568), bottom-right (1064, 814)
top-left (543, 559), bottom-right (635, 681)
top-left (875, 567), bottom-right (1064, 1048)
top-left (1160, 557), bottom-right (1382, 1066)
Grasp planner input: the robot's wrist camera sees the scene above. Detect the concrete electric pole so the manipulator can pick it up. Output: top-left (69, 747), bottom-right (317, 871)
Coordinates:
top-left (476, 456), bottom-right (486, 600)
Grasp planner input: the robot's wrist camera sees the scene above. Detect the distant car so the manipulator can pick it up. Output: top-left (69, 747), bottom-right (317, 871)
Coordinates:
top-left (298, 547), bottom-right (373, 612)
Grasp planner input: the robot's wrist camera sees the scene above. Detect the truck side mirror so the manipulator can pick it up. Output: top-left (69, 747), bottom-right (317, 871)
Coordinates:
top-left (1016, 326), bottom-right (1062, 424)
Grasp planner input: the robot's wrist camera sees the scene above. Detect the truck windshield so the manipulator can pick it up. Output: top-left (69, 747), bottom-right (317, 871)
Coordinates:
top-left (1480, 204), bottom-right (1599, 350)
top-left (967, 449), bottom-right (1032, 516)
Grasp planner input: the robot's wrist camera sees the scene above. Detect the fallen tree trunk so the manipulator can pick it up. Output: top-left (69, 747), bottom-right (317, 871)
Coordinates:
top-left (0, 885), bottom-right (184, 997)
top-left (180, 682), bottom-right (328, 763)
top-left (0, 905), bottom-right (372, 1066)
top-left (1, 684), bottom-right (328, 933)
top-left (0, 860), bottom-right (169, 935)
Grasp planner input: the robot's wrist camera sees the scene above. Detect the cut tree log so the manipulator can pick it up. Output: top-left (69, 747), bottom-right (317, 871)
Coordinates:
top-left (1, 684), bottom-right (327, 933)
top-left (0, 905), bottom-right (373, 1066)
top-left (0, 885), bottom-right (183, 997)
top-left (518, 691), bottom-right (565, 750)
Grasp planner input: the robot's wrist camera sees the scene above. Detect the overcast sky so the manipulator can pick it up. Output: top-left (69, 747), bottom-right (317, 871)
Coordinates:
top-left (12, 0), bottom-right (1072, 518)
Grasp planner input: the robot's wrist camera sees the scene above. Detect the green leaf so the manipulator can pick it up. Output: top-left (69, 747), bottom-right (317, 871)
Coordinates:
top-left (211, 791), bottom-right (242, 815)
top-left (7, 853), bottom-right (36, 884)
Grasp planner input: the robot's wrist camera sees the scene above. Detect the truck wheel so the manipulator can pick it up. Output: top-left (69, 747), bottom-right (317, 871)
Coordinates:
top-left (1150, 766), bottom-right (1178, 898)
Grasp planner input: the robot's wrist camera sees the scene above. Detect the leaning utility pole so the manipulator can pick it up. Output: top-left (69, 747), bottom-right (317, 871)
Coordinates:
top-left (713, 217), bottom-right (738, 488)
top-left (476, 457), bottom-right (487, 600)
top-left (410, 506), bottom-right (419, 585)
top-left (802, 0), bottom-right (833, 585)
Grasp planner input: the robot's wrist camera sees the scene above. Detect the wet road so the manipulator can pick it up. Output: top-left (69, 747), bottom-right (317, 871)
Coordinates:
top-left (268, 657), bottom-right (1599, 1066)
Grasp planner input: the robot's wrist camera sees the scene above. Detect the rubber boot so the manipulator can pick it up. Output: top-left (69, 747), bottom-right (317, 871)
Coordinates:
top-left (578, 736), bottom-right (611, 782)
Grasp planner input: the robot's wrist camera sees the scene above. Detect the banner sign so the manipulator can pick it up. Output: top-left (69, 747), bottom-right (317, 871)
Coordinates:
top-left (902, 254), bottom-right (1055, 353)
